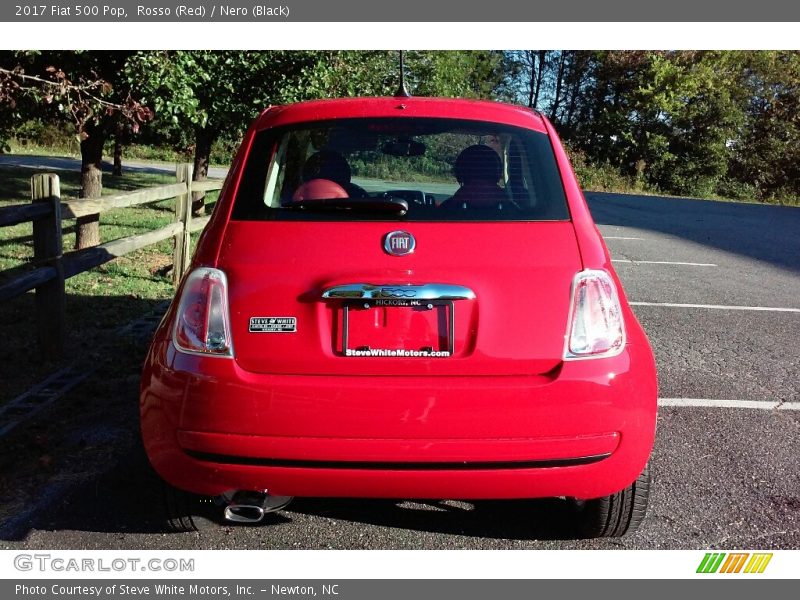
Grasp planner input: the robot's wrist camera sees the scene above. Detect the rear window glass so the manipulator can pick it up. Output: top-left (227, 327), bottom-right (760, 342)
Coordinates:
top-left (232, 117), bottom-right (569, 222)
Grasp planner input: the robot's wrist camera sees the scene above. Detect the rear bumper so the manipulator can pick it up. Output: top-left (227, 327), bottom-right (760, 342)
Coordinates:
top-left (140, 338), bottom-right (657, 499)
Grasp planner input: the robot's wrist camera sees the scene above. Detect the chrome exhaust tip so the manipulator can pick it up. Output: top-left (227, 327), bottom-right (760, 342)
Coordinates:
top-left (221, 490), bottom-right (293, 524)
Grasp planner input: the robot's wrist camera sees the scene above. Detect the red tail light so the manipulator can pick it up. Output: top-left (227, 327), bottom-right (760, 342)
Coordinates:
top-left (564, 269), bottom-right (625, 359)
top-left (173, 268), bottom-right (233, 357)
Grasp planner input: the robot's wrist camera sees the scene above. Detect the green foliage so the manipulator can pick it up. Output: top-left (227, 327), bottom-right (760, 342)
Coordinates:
top-left (563, 141), bottom-right (653, 194)
top-left (278, 51), bottom-right (503, 101)
top-left (408, 51), bottom-right (504, 98)
top-left (715, 178), bottom-right (760, 203)
top-left (506, 50), bottom-right (798, 202)
top-left (3, 51), bottom-right (798, 204)
top-left (349, 133), bottom-right (478, 183)
top-left (7, 118), bottom-right (79, 154)
top-left (125, 51), bottom-right (318, 140)
top-left (290, 51), bottom-right (396, 98)
top-left (728, 52), bottom-right (800, 201)
top-left (124, 50), bottom-right (505, 171)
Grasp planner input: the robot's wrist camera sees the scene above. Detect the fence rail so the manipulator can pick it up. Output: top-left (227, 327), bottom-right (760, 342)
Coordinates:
top-left (60, 182), bottom-right (189, 219)
top-left (0, 202), bottom-right (53, 227)
top-left (0, 165), bottom-right (224, 359)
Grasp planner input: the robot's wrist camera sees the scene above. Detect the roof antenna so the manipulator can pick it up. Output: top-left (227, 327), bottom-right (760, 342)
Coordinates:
top-left (395, 50), bottom-right (411, 98)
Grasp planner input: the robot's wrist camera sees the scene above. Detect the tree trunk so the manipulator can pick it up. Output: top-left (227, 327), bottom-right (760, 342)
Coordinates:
top-left (75, 123), bottom-right (105, 250)
top-left (113, 120), bottom-right (124, 176)
top-left (550, 53), bottom-right (567, 123)
top-left (565, 52), bottom-right (584, 128)
top-left (526, 51), bottom-right (535, 108)
top-left (532, 50), bottom-right (547, 110)
top-left (192, 127), bottom-right (215, 215)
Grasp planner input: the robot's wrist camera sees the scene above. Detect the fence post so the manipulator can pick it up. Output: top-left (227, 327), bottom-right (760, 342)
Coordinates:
top-left (173, 164), bottom-right (193, 285)
top-left (31, 173), bottom-right (64, 360)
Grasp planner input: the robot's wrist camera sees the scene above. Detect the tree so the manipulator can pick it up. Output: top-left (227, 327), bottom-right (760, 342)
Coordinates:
top-left (516, 51), bottom-right (749, 198)
top-left (496, 51), bottom-right (551, 108)
top-left (406, 51), bottom-right (504, 99)
top-left (729, 51), bottom-right (800, 200)
top-left (284, 51), bottom-right (504, 100)
top-left (0, 51), bottom-right (151, 248)
top-left (125, 51), bottom-right (319, 213)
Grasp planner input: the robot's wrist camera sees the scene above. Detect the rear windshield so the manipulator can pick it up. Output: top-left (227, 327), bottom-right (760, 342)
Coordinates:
top-left (232, 117), bottom-right (569, 222)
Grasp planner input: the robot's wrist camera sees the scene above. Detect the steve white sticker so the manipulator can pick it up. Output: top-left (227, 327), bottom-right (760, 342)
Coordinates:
top-left (249, 317), bottom-right (297, 333)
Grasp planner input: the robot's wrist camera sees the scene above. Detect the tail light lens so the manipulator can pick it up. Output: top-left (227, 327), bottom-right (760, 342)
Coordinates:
top-left (173, 267), bottom-right (233, 357)
top-left (564, 269), bottom-right (625, 359)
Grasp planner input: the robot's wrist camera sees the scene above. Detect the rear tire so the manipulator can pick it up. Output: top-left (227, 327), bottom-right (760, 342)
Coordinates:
top-left (575, 463), bottom-right (651, 538)
top-left (162, 482), bottom-right (219, 533)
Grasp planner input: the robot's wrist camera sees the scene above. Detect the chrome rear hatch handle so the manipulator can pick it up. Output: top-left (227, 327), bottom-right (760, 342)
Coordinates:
top-left (321, 283), bottom-right (475, 301)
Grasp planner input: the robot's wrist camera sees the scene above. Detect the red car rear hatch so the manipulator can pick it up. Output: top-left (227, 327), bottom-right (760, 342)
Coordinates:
top-left (218, 220), bottom-right (581, 377)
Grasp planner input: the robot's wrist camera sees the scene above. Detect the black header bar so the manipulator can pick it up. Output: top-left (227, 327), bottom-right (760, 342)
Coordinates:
top-left (2, 0), bottom-right (799, 22)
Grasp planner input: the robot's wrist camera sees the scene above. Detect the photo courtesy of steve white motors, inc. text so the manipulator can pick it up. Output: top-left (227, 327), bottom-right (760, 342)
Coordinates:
top-left (13, 4), bottom-right (291, 19)
top-left (15, 584), bottom-right (253, 598)
top-left (14, 583), bottom-right (336, 598)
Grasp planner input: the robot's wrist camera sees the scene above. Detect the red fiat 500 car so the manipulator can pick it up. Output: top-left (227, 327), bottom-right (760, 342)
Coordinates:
top-left (140, 96), bottom-right (657, 536)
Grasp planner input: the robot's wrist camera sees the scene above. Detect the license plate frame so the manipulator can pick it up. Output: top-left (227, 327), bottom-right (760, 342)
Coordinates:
top-left (342, 299), bottom-right (455, 357)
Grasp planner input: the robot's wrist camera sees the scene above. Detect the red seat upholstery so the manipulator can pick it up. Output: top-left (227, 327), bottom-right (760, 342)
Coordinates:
top-left (292, 179), bottom-right (348, 201)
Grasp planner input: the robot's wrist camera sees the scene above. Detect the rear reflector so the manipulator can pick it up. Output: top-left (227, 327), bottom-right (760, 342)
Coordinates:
top-left (173, 267), bottom-right (233, 357)
top-left (564, 269), bottom-right (625, 359)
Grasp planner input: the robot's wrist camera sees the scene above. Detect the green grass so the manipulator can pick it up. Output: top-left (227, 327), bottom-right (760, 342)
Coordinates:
top-left (0, 164), bottom-right (216, 402)
top-left (0, 167), bottom-right (177, 272)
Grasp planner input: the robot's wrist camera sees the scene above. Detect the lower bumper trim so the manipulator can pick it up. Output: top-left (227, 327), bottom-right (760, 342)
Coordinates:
top-left (183, 450), bottom-right (611, 471)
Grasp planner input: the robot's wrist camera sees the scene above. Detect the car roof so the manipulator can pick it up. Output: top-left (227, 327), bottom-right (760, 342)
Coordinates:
top-left (255, 97), bottom-right (548, 134)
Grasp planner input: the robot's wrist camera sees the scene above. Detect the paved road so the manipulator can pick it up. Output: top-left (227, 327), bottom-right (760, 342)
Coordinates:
top-left (1, 188), bottom-right (798, 550)
top-left (0, 154), bottom-right (230, 180)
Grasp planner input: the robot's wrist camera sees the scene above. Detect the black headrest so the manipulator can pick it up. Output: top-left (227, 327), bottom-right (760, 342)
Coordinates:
top-left (453, 145), bottom-right (502, 185)
top-left (302, 150), bottom-right (352, 186)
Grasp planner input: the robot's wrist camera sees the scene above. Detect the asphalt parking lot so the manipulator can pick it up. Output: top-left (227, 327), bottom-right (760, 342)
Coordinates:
top-left (1, 190), bottom-right (798, 550)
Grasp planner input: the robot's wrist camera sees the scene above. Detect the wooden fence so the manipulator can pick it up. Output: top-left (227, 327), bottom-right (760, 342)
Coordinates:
top-left (0, 165), bottom-right (224, 359)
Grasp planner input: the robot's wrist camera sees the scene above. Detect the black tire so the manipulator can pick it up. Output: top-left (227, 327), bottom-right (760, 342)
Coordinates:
top-left (575, 463), bottom-right (651, 538)
top-left (162, 482), bottom-right (219, 533)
